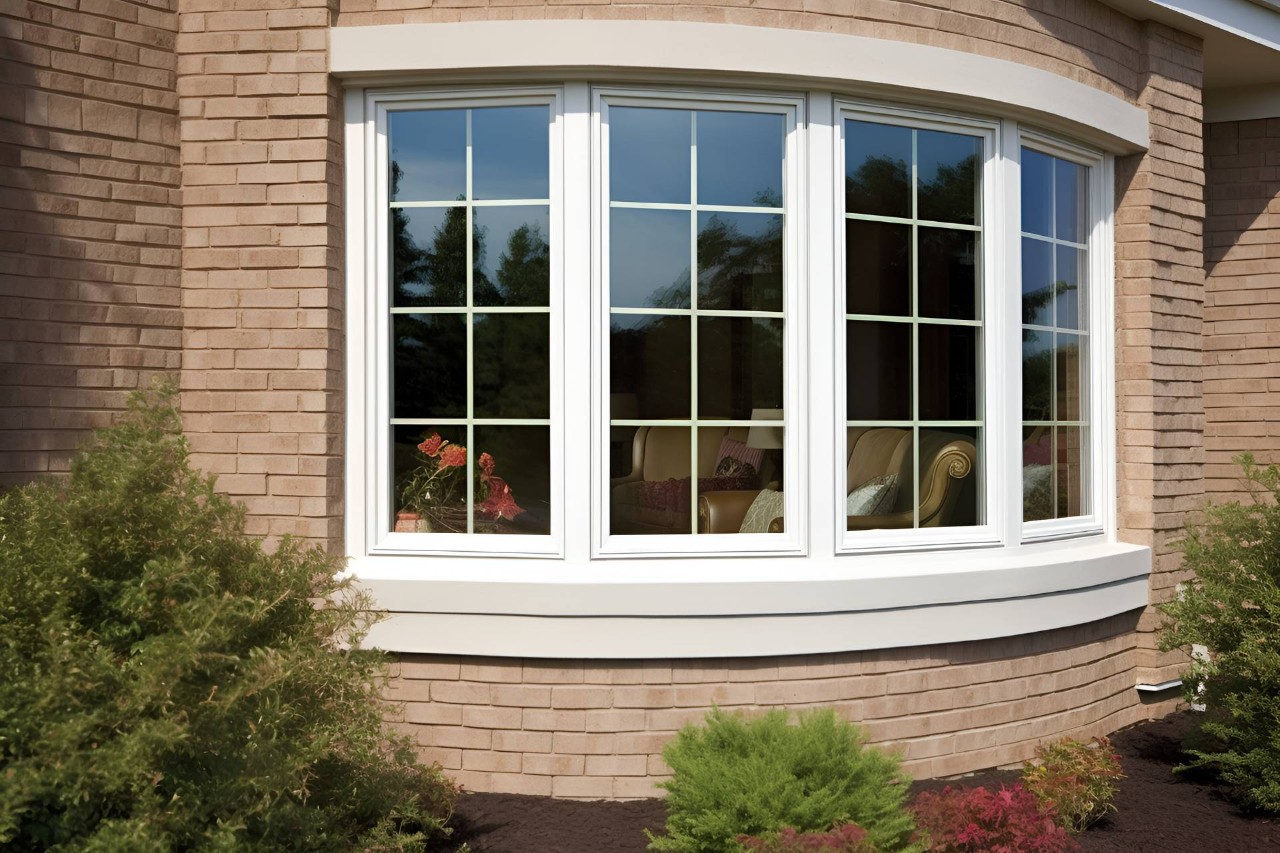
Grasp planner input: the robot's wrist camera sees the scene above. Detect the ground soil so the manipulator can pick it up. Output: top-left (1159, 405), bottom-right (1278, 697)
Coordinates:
top-left (444, 712), bottom-right (1280, 852)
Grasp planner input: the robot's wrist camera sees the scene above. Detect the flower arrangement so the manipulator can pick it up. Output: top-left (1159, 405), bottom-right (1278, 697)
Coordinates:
top-left (398, 432), bottom-right (525, 532)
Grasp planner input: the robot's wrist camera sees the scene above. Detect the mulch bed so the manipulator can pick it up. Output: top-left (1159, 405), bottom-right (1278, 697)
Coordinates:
top-left (444, 711), bottom-right (1280, 852)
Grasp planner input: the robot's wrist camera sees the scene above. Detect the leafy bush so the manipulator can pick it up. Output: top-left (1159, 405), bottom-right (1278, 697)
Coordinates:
top-left (911, 784), bottom-right (1076, 853)
top-left (1021, 736), bottom-right (1123, 832)
top-left (1159, 453), bottom-right (1280, 813)
top-left (648, 708), bottom-right (919, 853)
top-left (0, 384), bottom-right (457, 850)
top-left (737, 823), bottom-right (879, 852)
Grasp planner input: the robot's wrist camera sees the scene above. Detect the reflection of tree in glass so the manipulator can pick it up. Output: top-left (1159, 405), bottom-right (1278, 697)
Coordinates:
top-left (697, 203), bottom-right (783, 312)
top-left (1022, 333), bottom-right (1052, 422)
top-left (492, 223), bottom-right (549, 307)
top-left (1021, 279), bottom-right (1078, 325)
top-left (846, 155), bottom-right (908, 215)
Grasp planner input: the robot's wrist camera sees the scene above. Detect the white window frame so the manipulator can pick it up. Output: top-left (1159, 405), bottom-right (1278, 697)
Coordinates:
top-left (590, 87), bottom-right (807, 558)
top-left (342, 76), bottom-right (1135, 659)
top-left (1015, 129), bottom-right (1114, 543)
top-left (360, 86), bottom-right (567, 559)
top-left (834, 102), bottom-right (1003, 554)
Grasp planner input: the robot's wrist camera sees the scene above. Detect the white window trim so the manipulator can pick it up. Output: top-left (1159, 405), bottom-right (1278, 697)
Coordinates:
top-left (590, 87), bottom-right (807, 558)
top-left (343, 80), bottom-right (1145, 658)
top-left (358, 86), bottom-right (567, 559)
top-left (1015, 129), bottom-right (1115, 543)
top-left (833, 101), bottom-right (1003, 554)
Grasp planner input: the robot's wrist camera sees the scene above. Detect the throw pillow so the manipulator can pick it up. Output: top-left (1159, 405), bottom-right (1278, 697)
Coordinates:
top-left (714, 437), bottom-right (763, 479)
top-left (739, 489), bottom-right (784, 534)
top-left (846, 473), bottom-right (899, 517)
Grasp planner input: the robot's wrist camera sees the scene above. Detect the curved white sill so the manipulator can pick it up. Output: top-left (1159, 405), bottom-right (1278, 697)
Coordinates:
top-left (329, 20), bottom-right (1149, 153)
top-left (350, 540), bottom-right (1151, 657)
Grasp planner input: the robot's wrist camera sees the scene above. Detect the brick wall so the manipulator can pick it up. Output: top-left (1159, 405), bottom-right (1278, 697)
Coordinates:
top-left (1204, 119), bottom-right (1280, 502)
top-left (1113, 23), bottom-right (1205, 687)
top-left (0, 0), bottom-right (182, 488)
top-left (386, 613), bottom-right (1154, 798)
top-left (175, 0), bottom-right (344, 545)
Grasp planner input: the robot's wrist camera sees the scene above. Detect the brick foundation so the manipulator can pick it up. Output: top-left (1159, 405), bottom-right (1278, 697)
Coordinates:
top-left (385, 612), bottom-right (1167, 799)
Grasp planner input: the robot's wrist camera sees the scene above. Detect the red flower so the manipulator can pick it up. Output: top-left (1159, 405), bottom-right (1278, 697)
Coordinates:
top-left (438, 444), bottom-right (466, 469)
top-left (418, 433), bottom-right (444, 457)
top-left (477, 476), bottom-right (525, 521)
top-left (478, 452), bottom-right (495, 478)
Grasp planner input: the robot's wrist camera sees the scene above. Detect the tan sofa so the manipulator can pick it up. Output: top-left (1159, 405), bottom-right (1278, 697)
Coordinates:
top-left (697, 427), bottom-right (977, 534)
top-left (611, 425), bottom-right (754, 535)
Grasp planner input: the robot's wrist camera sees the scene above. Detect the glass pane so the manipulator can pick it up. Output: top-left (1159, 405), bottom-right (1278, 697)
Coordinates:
top-left (918, 324), bottom-right (978, 422)
top-left (610, 207), bottom-right (691, 309)
top-left (1056, 425), bottom-right (1086, 518)
top-left (393, 313), bottom-right (466, 419)
top-left (1022, 425), bottom-right (1053, 522)
top-left (918, 227), bottom-right (978, 321)
top-left (610, 106), bottom-right (690, 205)
top-left (1055, 158), bottom-right (1086, 243)
top-left (922, 426), bottom-right (979, 528)
top-left (392, 207), bottom-right (467, 308)
top-left (472, 105), bottom-right (549, 200)
top-left (696, 110), bottom-right (785, 208)
top-left (1056, 333), bottom-right (1084, 422)
top-left (610, 314), bottom-right (690, 420)
top-left (846, 120), bottom-right (911, 219)
top-left (473, 425), bottom-right (551, 535)
top-left (611, 426), bottom-right (692, 535)
top-left (697, 212), bottom-right (783, 312)
top-left (698, 317), bottom-right (784, 421)
top-left (389, 109), bottom-right (466, 202)
top-left (1054, 244), bottom-right (1083, 330)
top-left (1021, 148), bottom-right (1052, 238)
top-left (1021, 237), bottom-right (1053, 326)
top-left (393, 424), bottom-right (468, 533)
top-left (473, 313), bottom-right (549, 419)
top-left (1021, 329), bottom-right (1052, 422)
top-left (846, 427), bottom-right (912, 530)
top-left (846, 320), bottom-right (911, 421)
top-left (474, 206), bottom-right (550, 307)
top-left (846, 219), bottom-right (909, 317)
top-left (699, 426), bottom-right (783, 534)
top-left (917, 129), bottom-right (980, 226)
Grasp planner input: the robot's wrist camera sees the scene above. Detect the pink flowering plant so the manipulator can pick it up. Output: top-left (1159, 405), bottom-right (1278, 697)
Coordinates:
top-left (399, 432), bottom-right (525, 531)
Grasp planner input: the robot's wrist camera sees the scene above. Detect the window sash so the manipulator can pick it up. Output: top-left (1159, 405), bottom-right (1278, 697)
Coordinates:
top-left (369, 89), bottom-right (566, 557)
top-left (592, 89), bottom-right (806, 558)
top-left (1017, 130), bottom-right (1110, 542)
top-left (834, 103), bottom-right (1001, 553)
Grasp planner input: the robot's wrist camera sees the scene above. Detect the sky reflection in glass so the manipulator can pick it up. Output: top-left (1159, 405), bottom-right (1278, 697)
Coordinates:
top-left (389, 108), bottom-right (467, 202)
top-left (610, 107), bottom-right (691, 204)
top-left (472, 106), bottom-right (550, 200)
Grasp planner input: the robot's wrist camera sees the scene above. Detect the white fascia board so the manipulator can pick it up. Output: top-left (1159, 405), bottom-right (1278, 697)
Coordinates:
top-left (329, 21), bottom-right (1149, 152)
top-left (1149, 0), bottom-right (1280, 52)
top-left (362, 574), bottom-right (1150, 659)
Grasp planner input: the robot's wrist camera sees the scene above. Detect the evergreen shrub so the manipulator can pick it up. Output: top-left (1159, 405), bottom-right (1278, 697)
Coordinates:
top-left (0, 384), bottom-right (457, 851)
top-left (1159, 454), bottom-right (1280, 813)
top-left (647, 708), bottom-right (918, 853)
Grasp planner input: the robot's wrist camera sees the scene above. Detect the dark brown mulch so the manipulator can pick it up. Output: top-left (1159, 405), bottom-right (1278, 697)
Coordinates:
top-left (444, 711), bottom-right (1280, 852)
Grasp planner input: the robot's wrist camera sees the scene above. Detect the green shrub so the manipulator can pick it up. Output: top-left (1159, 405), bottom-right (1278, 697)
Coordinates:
top-left (1159, 453), bottom-right (1280, 813)
top-left (648, 708), bottom-right (919, 853)
top-left (1020, 736), bottom-right (1123, 832)
top-left (0, 383), bottom-right (458, 850)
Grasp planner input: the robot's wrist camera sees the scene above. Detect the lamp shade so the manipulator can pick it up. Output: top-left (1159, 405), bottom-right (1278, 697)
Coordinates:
top-left (746, 407), bottom-right (784, 449)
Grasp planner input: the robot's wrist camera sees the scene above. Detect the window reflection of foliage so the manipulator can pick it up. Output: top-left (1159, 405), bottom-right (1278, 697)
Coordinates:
top-left (919, 154), bottom-right (978, 223)
top-left (1021, 278), bottom-right (1078, 325)
top-left (390, 160), bottom-right (552, 510)
top-left (1022, 334), bottom-right (1052, 422)
top-left (846, 155), bottom-right (909, 215)
top-left (696, 212), bottom-right (783, 312)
